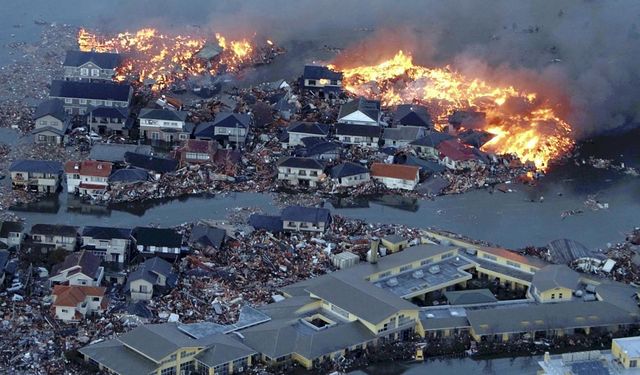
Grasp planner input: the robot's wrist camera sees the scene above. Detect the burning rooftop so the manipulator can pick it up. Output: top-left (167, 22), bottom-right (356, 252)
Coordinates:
top-left (331, 51), bottom-right (574, 170)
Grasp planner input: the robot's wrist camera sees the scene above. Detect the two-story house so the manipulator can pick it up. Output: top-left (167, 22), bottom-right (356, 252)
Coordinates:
top-left (194, 112), bottom-right (252, 148)
top-left (173, 139), bottom-right (218, 167)
top-left (49, 250), bottom-right (104, 286)
top-left (133, 227), bottom-right (183, 259)
top-left (123, 152), bottom-right (178, 178)
top-left (301, 65), bottom-right (343, 96)
top-left (126, 257), bottom-right (176, 301)
top-left (383, 126), bottom-right (426, 148)
top-left (286, 122), bottom-right (329, 147)
top-left (87, 106), bottom-right (132, 136)
top-left (329, 162), bottom-right (370, 187)
top-left (335, 123), bottom-right (381, 148)
top-left (138, 108), bottom-right (190, 144)
top-left (392, 104), bottom-right (433, 129)
top-left (81, 226), bottom-right (132, 264)
top-left (51, 284), bottom-right (107, 322)
top-left (0, 221), bottom-right (24, 250)
top-left (32, 99), bottom-right (70, 146)
top-left (29, 224), bottom-right (78, 252)
top-left (49, 80), bottom-right (132, 115)
top-left (9, 159), bottom-right (63, 193)
top-left (281, 206), bottom-right (332, 233)
top-left (437, 139), bottom-right (487, 170)
top-left (408, 131), bottom-right (455, 160)
top-left (337, 97), bottom-right (381, 126)
top-left (63, 50), bottom-right (122, 82)
top-left (64, 160), bottom-right (113, 198)
top-left (370, 163), bottom-right (420, 191)
top-left (277, 157), bottom-right (325, 187)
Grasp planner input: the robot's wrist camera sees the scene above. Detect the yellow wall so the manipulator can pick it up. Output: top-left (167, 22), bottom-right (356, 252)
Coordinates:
top-left (475, 249), bottom-right (540, 274)
top-left (368, 248), bottom-right (459, 282)
top-left (537, 287), bottom-right (573, 302)
top-left (381, 238), bottom-right (409, 253)
top-left (612, 340), bottom-right (640, 369)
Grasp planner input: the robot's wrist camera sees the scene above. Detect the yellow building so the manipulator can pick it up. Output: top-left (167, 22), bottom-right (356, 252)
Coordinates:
top-left (613, 336), bottom-right (640, 369)
top-left (381, 234), bottom-right (409, 253)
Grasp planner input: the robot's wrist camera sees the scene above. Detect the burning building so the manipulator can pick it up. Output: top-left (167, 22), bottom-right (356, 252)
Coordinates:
top-left (330, 51), bottom-right (574, 170)
top-left (77, 28), bottom-right (282, 91)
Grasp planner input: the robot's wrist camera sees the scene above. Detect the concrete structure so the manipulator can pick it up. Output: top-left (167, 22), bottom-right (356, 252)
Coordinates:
top-left (49, 80), bottom-right (132, 115)
top-left (64, 160), bottom-right (113, 198)
top-left (370, 163), bottom-right (420, 191)
top-left (63, 50), bottom-right (122, 82)
top-left (32, 99), bottom-right (69, 145)
top-left (30, 224), bottom-right (78, 252)
top-left (331, 251), bottom-right (360, 270)
top-left (51, 284), bottom-right (107, 322)
top-left (49, 250), bottom-right (104, 286)
top-left (329, 162), bottom-right (370, 187)
top-left (281, 206), bottom-right (332, 233)
top-left (81, 226), bottom-right (132, 264)
top-left (9, 160), bottom-right (63, 193)
top-left (381, 234), bottom-right (409, 253)
top-left (139, 108), bottom-right (190, 144)
top-left (613, 336), bottom-right (640, 369)
top-left (530, 265), bottom-right (581, 303)
top-left (126, 257), bottom-right (176, 301)
top-left (277, 157), bottom-right (324, 187)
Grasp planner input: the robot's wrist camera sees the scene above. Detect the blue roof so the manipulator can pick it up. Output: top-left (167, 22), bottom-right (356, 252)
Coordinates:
top-left (108, 168), bottom-right (150, 183)
top-left (124, 152), bottom-right (178, 173)
top-left (212, 112), bottom-right (252, 128)
top-left (303, 65), bottom-right (343, 81)
top-left (9, 159), bottom-right (63, 174)
top-left (50, 80), bottom-right (131, 102)
top-left (194, 122), bottom-right (216, 138)
top-left (287, 122), bottom-right (329, 136)
top-left (249, 214), bottom-right (283, 233)
top-left (330, 162), bottom-right (368, 178)
top-left (89, 106), bottom-right (129, 119)
top-left (281, 206), bottom-right (331, 224)
top-left (63, 50), bottom-right (122, 69)
top-left (306, 141), bottom-right (340, 157)
top-left (82, 226), bottom-right (132, 240)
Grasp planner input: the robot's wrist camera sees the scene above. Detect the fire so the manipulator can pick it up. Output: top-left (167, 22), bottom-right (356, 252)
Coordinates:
top-left (331, 51), bottom-right (573, 169)
top-left (78, 28), bottom-right (261, 91)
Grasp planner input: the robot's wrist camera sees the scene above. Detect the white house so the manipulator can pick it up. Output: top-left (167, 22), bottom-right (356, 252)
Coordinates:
top-left (335, 123), bottom-right (381, 148)
top-left (302, 65), bottom-right (343, 95)
top-left (370, 163), bottom-right (420, 191)
top-left (81, 226), bottom-right (132, 264)
top-left (126, 257), bottom-right (176, 301)
top-left (281, 206), bottom-right (332, 233)
top-left (139, 108), bottom-right (190, 144)
top-left (29, 224), bottom-right (78, 252)
top-left (51, 285), bottom-right (107, 322)
top-left (0, 221), bottom-right (24, 250)
top-left (329, 162), bottom-right (370, 187)
top-left (337, 97), bottom-right (381, 126)
top-left (63, 50), bottom-right (122, 82)
top-left (287, 122), bottom-right (329, 147)
top-left (383, 126), bottom-right (426, 148)
top-left (277, 157), bottom-right (325, 187)
top-left (133, 227), bottom-right (183, 259)
top-left (64, 160), bottom-right (113, 198)
top-left (32, 99), bottom-right (69, 146)
top-left (49, 250), bottom-right (104, 287)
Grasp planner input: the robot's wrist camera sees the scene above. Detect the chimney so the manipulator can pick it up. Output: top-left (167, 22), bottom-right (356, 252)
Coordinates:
top-left (368, 237), bottom-right (380, 264)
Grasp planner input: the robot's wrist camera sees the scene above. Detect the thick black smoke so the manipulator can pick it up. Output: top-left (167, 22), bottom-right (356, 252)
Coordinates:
top-left (78, 0), bottom-right (640, 136)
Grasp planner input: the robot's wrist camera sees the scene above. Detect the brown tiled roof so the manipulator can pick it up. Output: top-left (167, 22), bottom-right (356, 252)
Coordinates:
top-left (79, 182), bottom-right (107, 190)
top-left (479, 246), bottom-right (548, 269)
top-left (64, 160), bottom-right (113, 177)
top-left (370, 163), bottom-right (419, 180)
top-left (183, 139), bottom-right (216, 153)
top-left (52, 285), bottom-right (105, 307)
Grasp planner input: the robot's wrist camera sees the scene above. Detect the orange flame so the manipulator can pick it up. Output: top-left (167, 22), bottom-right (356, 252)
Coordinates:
top-left (78, 28), bottom-right (259, 91)
top-left (331, 51), bottom-right (573, 170)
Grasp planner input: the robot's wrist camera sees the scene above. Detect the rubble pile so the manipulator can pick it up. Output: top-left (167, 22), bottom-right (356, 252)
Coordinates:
top-left (599, 227), bottom-right (640, 283)
top-left (577, 156), bottom-right (639, 176)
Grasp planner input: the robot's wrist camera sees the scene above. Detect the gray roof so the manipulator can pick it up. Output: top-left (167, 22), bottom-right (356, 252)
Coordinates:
top-left (409, 132), bottom-right (454, 147)
top-left (117, 323), bottom-right (200, 362)
top-left (78, 339), bottom-right (157, 375)
top-left (108, 168), bottom-right (150, 183)
top-left (329, 162), bottom-right (368, 178)
top-left (277, 156), bottom-right (324, 170)
top-left (303, 65), bottom-right (343, 81)
top-left (194, 334), bottom-right (257, 367)
top-left (383, 126), bottom-right (424, 141)
top-left (281, 206), bottom-right (331, 224)
top-left (547, 239), bottom-right (596, 264)
top-left (335, 123), bottom-right (381, 137)
top-left (338, 97), bottom-right (380, 122)
top-left (189, 224), bottom-right (226, 249)
top-left (51, 250), bottom-right (100, 279)
top-left (50, 80), bottom-right (131, 102)
top-left (139, 108), bottom-right (188, 122)
top-left (34, 99), bottom-right (66, 121)
top-left (82, 226), bottom-right (131, 240)
top-left (31, 224), bottom-right (77, 237)
top-left (382, 234), bottom-right (406, 244)
top-left (444, 289), bottom-right (498, 305)
top-left (0, 221), bottom-right (23, 238)
top-left (63, 50), bottom-right (122, 69)
top-left (393, 104), bottom-right (432, 128)
top-left (89, 144), bottom-right (153, 163)
top-left (531, 264), bottom-right (581, 292)
top-left (212, 112), bottom-right (252, 128)
top-left (287, 122), bottom-right (329, 136)
top-left (466, 301), bottom-right (638, 336)
top-left (9, 160), bottom-right (63, 174)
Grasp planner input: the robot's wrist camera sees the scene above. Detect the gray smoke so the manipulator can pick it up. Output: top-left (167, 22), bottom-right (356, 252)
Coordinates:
top-left (81, 0), bottom-right (640, 137)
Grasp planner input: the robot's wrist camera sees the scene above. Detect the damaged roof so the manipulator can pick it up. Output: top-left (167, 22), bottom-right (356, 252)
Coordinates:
top-left (189, 224), bottom-right (226, 249)
top-left (281, 206), bottom-right (331, 224)
top-left (370, 163), bottom-right (420, 180)
top-left (124, 152), bottom-right (178, 173)
top-left (303, 65), bottom-right (342, 81)
top-left (409, 131), bottom-right (454, 147)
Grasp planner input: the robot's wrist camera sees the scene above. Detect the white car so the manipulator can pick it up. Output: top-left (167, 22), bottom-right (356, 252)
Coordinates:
top-left (11, 294), bottom-right (23, 302)
top-left (7, 283), bottom-right (23, 292)
top-left (89, 132), bottom-right (102, 142)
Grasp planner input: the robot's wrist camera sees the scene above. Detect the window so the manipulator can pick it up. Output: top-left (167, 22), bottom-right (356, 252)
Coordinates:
top-left (420, 259), bottom-right (432, 266)
top-left (307, 79), bottom-right (316, 85)
top-left (631, 360), bottom-right (637, 368)
top-left (65, 98), bottom-right (72, 104)
top-left (79, 99), bottom-right (87, 105)
top-left (139, 285), bottom-right (148, 293)
top-left (91, 69), bottom-right (99, 77)
top-left (399, 265), bottom-right (412, 272)
top-left (551, 294), bottom-right (555, 299)
top-left (151, 132), bottom-right (160, 140)
top-left (330, 304), bottom-right (349, 319)
top-left (92, 297), bottom-right (100, 302)
top-left (482, 254), bottom-right (498, 261)
top-left (506, 261), bottom-right (521, 268)
top-left (105, 100), bottom-right (112, 106)
top-left (61, 309), bottom-right (69, 313)
top-left (38, 135), bottom-right (46, 141)
top-left (179, 134), bottom-right (188, 140)
top-left (180, 360), bottom-right (195, 373)
top-left (558, 293), bottom-right (563, 299)
top-left (79, 108), bottom-right (86, 115)
top-left (441, 252), bottom-right (453, 259)
top-left (378, 271), bottom-right (391, 278)
top-left (80, 68), bottom-right (89, 76)
top-left (160, 367), bottom-right (176, 375)
top-left (331, 79), bottom-right (338, 85)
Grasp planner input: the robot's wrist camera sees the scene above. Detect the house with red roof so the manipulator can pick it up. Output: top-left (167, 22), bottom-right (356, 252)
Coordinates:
top-left (436, 139), bottom-right (484, 170)
top-left (64, 159), bottom-right (113, 198)
top-left (51, 284), bottom-right (107, 322)
top-left (370, 163), bottom-right (420, 191)
top-left (173, 139), bottom-right (218, 167)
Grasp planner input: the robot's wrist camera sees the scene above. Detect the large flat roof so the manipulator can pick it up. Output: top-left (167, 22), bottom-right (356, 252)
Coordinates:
top-left (613, 336), bottom-right (640, 357)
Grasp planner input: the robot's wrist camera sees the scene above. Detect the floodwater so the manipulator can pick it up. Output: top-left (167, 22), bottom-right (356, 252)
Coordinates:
top-left (358, 356), bottom-right (542, 375)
